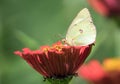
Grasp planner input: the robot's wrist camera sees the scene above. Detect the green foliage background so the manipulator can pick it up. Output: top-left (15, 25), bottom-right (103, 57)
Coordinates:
top-left (0, 0), bottom-right (120, 84)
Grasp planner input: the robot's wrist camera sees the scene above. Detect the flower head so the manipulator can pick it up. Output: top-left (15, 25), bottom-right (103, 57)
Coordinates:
top-left (14, 42), bottom-right (92, 79)
top-left (88, 0), bottom-right (120, 17)
top-left (78, 58), bottom-right (120, 84)
top-left (78, 60), bottom-right (107, 81)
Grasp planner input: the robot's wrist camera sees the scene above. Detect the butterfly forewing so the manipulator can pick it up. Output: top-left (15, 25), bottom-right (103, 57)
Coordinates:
top-left (66, 8), bottom-right (96, 46)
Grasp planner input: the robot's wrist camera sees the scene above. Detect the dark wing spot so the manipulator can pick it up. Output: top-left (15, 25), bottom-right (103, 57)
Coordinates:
top-left (79, 29), bottom-right (83, 33)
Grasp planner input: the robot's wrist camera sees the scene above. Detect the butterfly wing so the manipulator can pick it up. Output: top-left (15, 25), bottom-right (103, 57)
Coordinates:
top-left (66, 8), bottom-right (96, 46)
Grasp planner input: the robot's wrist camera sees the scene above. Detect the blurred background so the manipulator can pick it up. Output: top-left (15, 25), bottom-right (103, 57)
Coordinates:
top-left (0, 0), bottom-right (120, 84)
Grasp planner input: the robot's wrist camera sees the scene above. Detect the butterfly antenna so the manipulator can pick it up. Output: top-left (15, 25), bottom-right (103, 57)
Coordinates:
top-left (57, 34), bottom-right (65, 39)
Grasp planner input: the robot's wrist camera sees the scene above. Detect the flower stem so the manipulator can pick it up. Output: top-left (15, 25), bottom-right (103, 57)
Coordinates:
top-left (47, 76), bottom-right (73, 84)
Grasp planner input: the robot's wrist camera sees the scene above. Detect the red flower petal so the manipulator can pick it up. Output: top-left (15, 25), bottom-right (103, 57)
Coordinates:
top-left (14, 42), bottom-right (92, 78)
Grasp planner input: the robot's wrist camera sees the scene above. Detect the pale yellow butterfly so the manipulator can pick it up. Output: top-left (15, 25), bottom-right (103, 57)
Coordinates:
top-left (65, 8), bottom-right (96, 46)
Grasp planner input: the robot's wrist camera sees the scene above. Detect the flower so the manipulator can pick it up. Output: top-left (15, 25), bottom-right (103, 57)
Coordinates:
top-left (78, 58), bottom-right (120, 84)
top-left (88, 0), bottom-right (120, 17)
top-left (78, 60), bottom-right (107, 81)
top-left (14, 41), bottom-right (92, 81)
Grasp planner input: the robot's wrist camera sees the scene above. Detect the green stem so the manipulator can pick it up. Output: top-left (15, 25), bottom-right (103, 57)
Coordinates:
top-left (47, 76), bottom-right (73, 84)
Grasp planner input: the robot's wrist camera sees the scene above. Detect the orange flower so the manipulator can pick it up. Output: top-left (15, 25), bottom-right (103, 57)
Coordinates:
top-left (14, 42), bottom-right (92, 79)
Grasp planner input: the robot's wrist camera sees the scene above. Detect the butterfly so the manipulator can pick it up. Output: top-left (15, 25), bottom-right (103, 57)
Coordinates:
top-left (65, 8), bottom-right (96, 46)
